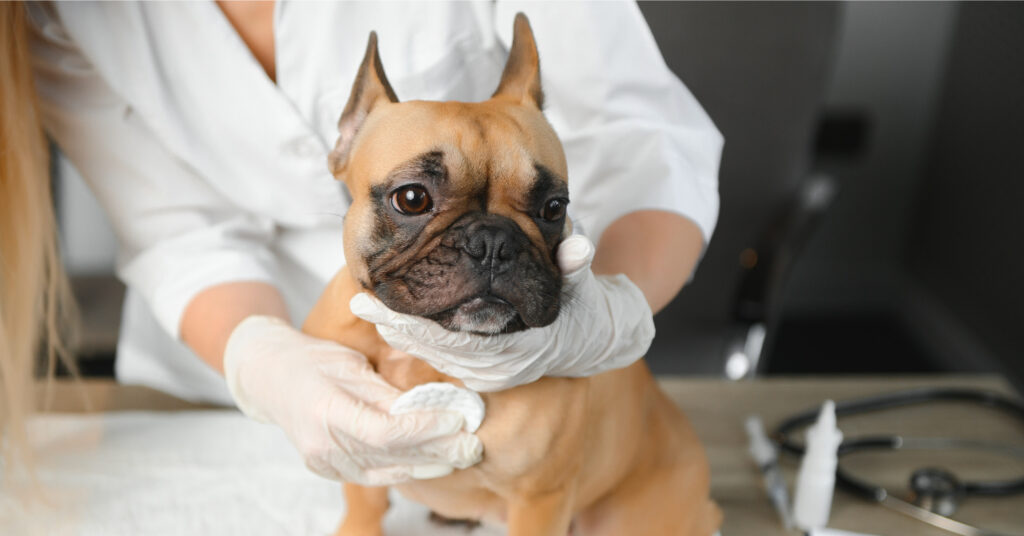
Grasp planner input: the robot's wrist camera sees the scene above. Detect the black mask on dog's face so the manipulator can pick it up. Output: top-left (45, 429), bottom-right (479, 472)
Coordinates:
top-left (329, 15), bottom-right (571, 334)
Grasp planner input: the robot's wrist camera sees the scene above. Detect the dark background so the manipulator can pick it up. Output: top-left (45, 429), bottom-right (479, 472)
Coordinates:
top-left (639, 2), bottom-right (1023, 387)
top-left (58, 2), bottom-right (1024, 389)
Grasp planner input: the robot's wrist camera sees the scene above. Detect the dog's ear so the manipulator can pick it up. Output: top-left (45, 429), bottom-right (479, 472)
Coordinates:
top-left (492, 13), bottom-right (543, 109)
top-left (329, 32), bottom-right (399, 177)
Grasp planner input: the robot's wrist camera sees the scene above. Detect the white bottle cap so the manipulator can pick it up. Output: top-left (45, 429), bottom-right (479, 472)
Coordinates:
top-left (745, 415), bottom-right (776, 466)
top-left (793, 399), bottom-right (843, 531)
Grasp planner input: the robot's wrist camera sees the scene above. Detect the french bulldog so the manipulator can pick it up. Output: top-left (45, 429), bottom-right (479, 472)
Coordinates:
top-left (302, 13), bottom-right (721, 536)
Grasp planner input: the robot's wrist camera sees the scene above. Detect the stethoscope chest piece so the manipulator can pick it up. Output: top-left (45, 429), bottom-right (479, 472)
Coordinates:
top-left (910, 467), bottom-right (964, 517)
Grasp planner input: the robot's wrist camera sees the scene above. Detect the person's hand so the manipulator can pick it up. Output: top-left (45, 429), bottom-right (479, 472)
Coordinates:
top-left (223, 316), bottom-right (483, 485)
top-left (349, 234), bottom-right (655, 392)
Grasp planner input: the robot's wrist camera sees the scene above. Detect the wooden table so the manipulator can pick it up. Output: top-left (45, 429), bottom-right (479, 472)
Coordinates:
top-left (38, 376), bottom-right (1024, 535)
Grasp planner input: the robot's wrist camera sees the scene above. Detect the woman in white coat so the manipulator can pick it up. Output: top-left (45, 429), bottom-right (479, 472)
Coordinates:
top-left (19, 1), bottom-right (721, 487)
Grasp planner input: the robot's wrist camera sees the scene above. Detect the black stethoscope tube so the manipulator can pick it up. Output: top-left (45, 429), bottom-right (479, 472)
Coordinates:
top-left (774, 387), bottom-right (1024, 503)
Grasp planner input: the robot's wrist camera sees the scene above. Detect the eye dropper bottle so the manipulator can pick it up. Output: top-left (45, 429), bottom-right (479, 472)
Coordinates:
top-left (793, 399), bottom-right (843, 531)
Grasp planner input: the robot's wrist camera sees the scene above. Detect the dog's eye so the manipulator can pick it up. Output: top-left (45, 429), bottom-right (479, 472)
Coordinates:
top-left (391, 185), bottom-right (433, 215)
top-left (540, 198), bottom-right (568, 222)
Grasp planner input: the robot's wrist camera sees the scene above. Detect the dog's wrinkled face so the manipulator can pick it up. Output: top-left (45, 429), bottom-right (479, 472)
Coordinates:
top-left (345, 103), bottom-right (568, 334)
top-left (331, 15), bottom-right (569, 334)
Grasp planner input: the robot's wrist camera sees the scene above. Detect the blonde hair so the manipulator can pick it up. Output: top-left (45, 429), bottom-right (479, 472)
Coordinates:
top-left (0, 1), bottom-right (74, 472)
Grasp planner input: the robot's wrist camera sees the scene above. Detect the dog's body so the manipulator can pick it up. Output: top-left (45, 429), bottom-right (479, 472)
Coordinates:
top-left (302, 15), bottom-right (720, 536)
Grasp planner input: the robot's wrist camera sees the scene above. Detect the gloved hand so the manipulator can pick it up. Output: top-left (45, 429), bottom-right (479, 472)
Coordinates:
top-left (223, 316), bottom-right (483, 486)
top-left (349, 234), bottom-right (655, 392)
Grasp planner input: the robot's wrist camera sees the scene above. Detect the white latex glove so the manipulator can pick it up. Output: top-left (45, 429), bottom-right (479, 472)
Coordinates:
top-left (349, 234), bottom-right (655, 392)
top-left (224, 316), bottom-right (483, 486)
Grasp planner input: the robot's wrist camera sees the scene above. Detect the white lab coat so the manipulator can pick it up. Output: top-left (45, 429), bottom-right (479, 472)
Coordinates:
top-left (28, 1), bottom-right (722, 405)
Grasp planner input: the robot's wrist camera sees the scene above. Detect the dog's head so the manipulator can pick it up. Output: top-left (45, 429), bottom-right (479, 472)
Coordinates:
top-left (330, 14), bottom-right (569, 335)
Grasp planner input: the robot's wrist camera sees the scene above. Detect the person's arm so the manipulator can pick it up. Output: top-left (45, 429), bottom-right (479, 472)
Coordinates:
top-left (592, 210), bottom-right (704, 315)
top-left (180, 281), bottom-right (289, 374)
top-left (29, 4), bottom-right (484, 485)
top-left (29, 3), bottom-right (281, 354)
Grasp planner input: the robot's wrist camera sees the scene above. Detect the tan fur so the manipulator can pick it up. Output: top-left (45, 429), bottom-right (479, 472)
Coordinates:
top-left (304, 14), bottom-right (720, 535)
top-left (304, 268), bottom-right (720, 535)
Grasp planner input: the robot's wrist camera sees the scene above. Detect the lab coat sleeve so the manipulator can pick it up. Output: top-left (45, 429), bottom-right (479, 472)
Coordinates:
top-left (494, 1), bottom-right (723, 247)
top-left (28, 7), bottom-right (278, 339)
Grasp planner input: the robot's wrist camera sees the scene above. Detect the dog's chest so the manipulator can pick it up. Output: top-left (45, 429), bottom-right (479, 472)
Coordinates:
top-left (373, 347), bottom-right (450, 391)
top-left (372, 345), bottom-right (591, 521)
top-left (399, 376), bottom-right (590, 517)
top-left (373, 347), bottom-right (572, 476)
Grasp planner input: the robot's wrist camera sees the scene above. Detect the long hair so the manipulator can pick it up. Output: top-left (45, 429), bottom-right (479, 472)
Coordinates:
top-left (0, 1), bottom-right (74, 473)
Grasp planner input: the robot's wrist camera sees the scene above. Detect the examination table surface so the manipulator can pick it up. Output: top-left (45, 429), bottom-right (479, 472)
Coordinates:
top-left (35, 375), bottom-right (1024, 535)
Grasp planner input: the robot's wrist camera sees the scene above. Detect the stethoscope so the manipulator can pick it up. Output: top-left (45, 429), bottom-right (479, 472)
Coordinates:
top-left (775, 387), bottom-right (1024, 536)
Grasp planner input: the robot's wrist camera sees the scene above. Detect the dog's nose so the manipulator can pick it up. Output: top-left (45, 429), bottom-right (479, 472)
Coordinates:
top-left (462, 216), bottom-right (521, 267)
top-left (466, 225), bottom-right (515, 263)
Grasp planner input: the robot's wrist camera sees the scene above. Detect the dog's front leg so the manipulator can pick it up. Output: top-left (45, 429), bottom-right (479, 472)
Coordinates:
top-left (506, 488), bottom-right (575, 536)
top-left (335, 483), bottom-right (389, 536)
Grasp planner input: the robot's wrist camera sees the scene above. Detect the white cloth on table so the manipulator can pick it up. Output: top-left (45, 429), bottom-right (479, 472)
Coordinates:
top-left (0, 411), bottom-right (504, 536)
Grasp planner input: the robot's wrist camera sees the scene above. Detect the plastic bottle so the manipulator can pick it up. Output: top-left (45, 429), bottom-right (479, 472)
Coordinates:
top-left (793, 399), bottom-right (843, 531)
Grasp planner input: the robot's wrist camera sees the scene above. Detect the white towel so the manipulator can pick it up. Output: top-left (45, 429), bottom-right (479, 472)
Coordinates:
top-left (0, 411), bottom-right (504, 536)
